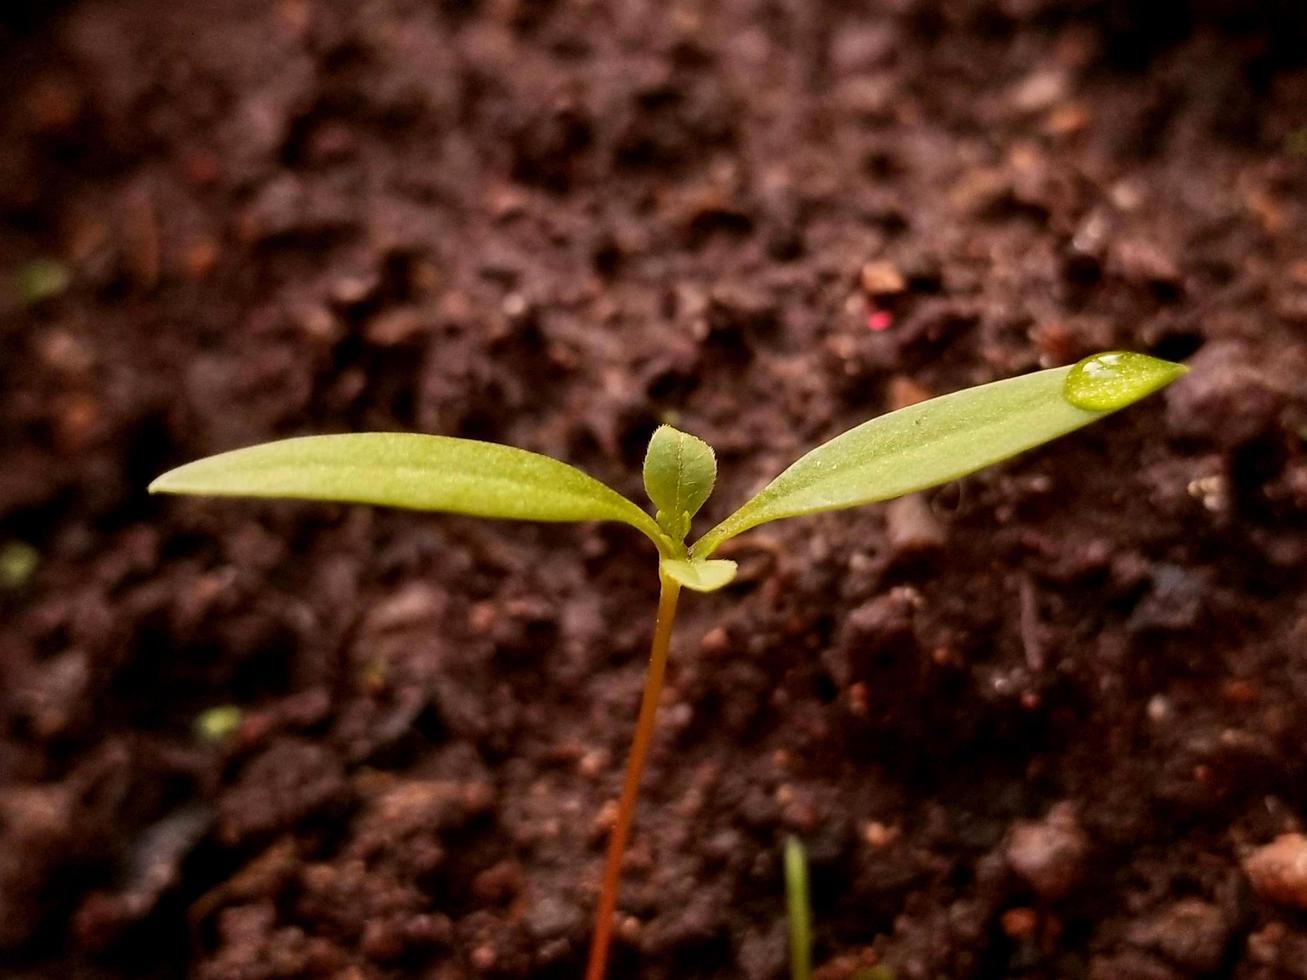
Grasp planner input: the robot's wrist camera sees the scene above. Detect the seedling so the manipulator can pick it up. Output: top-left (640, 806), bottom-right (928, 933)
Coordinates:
top-left (785, 837), bottom-right (813, 980)
top-left (785, 835), bottom-right (894, 980)
top-left (149, 351), bottom-right (1184, 978)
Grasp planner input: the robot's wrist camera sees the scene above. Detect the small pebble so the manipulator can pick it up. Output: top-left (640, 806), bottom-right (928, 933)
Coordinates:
top-left (1001, 906), bottom-right (1038, 940)
top-left (1006, 802), bottom-right (1088, 900)
top-left (860, 260), bottom-right (906, 297)
top-left (885, 495), bottom-right (946, 555)
top-left (1126, 898), bottom-right (1231, 973)
top-left (862, 821), bottom-right (898, 849)
top-left (578, 749), bottom-right (609, 779)
top-left (1009, 68), bottom-right (1068, 114)
top-left (1244, 834), bottom-right (1307, 910)
top-left (700, 626), bottom-right (730, 655)
top-left (617, 915), bottom-right (642, 943)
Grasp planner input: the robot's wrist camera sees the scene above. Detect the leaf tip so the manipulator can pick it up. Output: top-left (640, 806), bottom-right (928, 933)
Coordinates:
top-left (149, 459), bottom-right (202, 495)
top-left (1063, 351), bottom-right (1187, 412)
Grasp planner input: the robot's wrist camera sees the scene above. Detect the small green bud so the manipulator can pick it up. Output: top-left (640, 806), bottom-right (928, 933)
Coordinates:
top-left (643, 425), bottom-right (716, 541)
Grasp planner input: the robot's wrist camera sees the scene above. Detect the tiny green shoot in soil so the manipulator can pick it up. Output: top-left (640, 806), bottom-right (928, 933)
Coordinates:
top-left (150, 351), bottom-right (1185, 979)
top-left (785, 836), bottom-right (813, 980)
top-left (194, 704), bottom-right (244, 744)
top-left (785, 836), bottom-right (894, 980)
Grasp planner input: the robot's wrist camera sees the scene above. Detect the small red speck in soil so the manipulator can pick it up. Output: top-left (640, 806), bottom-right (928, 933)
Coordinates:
top-left (867, 310), bottom-right (894, 331)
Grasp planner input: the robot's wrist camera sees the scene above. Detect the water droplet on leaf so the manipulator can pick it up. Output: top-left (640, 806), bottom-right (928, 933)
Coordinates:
top-left (1063, 351), bottom-right (1187, 411)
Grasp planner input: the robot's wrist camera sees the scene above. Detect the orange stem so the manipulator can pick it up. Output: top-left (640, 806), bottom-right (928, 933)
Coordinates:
top-left (584, 574), bottom-right (682, 980)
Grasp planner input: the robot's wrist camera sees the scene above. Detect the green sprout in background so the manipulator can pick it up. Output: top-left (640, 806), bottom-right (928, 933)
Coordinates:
top-left (150, 351), bottom-right (1185, 978)
top-left (785, 836), bottom-right (813, 980)
top-left (14, 258), bottom-right (70, 306)
top-left (194, 704), bottom-right (244, 744)
top-left (786, 835), bottom-right (895, 980)
top-left (0, 540), bottom-right (40, 591)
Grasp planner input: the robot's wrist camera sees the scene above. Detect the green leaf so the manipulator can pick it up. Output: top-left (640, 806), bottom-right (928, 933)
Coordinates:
top-left (660, 558), bottom-right (737, 592)
top-left (692, 354), bottom-right (1185, 557)
top-left (151, 433), bottom-right (667, 548)
top-left (643, 424), bottom-right (717, 540)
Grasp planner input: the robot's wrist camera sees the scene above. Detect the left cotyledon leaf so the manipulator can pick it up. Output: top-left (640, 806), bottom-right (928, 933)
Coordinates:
top-left (150, 433), bottom-right (667, 548)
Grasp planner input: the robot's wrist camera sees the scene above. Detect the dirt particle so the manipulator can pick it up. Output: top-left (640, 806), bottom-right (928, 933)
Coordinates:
top-left (578, 748), bottom-right (609, 779)
top-left (593, 799), bottom-right (618, 837)
top-left (1009, 68), bottom-right (1069, 114)
top-left (700, 625), bottom-right (731, 655)
top-left (1005, 803), bottom-right (1088, 900)
top-left (1001, 906), bottom-right (1039, 940)
top-left (1221, 679), bottom-right (1258, 705)
top-left (0, 784), bottom-right (76, 949)
top-left (862, 821), bottom-right (899, 849)
top-left (885, 495), bottom-right (946, 556)
top-left (1088, 951), bottom-right (1182, 980)
top-left (1125, 898), bottom-right (1233, 973)
top-left (860, 260), bottom-right (907, 298)
top-left (1165, 341), bottom-right (1288, 449)
top-left (217, 739), bottom-right (349, 845)
top-left (524, 892), bottom-right (583, 940)
top-left (472, 861), bottom-right (523, 906)
top-left (365, 307), bottom-right (426, 346)
top-left (618, 914), bottom-right (642, 943)
top-left (1245, 834), bottom-right (1307, 910)
top-left (360, 919), bottom-right (405, 961)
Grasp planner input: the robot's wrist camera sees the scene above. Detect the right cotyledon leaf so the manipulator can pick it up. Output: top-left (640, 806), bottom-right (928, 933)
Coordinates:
top-left (691, 353), bottom-right (1186, 558)
top-left (150, 433), bottom-right (668, 549)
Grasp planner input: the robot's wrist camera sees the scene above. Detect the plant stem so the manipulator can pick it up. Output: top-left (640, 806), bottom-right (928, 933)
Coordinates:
top-left (584, 574), bottom-right (682, 980)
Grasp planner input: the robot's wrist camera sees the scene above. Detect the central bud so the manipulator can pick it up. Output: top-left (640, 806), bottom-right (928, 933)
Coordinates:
top-left (642, 424), bottom-right (717, 543)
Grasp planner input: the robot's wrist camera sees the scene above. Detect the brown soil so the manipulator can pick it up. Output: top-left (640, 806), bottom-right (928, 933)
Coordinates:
top-left (3, 1), bottom-right (1307, 977)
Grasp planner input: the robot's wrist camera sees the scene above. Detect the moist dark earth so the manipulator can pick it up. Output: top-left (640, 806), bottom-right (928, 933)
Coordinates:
top-left (3, 1), bottom-right (1307, 977)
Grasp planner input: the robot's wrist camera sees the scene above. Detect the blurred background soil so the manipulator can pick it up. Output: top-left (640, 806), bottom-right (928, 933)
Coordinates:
top-left (2, 1), bottom-right (1307, 977)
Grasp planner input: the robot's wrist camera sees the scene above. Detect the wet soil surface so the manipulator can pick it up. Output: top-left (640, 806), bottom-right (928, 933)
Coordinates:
top-left (3, 1), bottom-right (1307, 977)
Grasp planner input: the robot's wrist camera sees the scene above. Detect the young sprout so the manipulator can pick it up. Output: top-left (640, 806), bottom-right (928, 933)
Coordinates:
top-left (785, 837), bottom-right (813, 980)
top-left (785, 836), bottom-right (895, 980)
top-left (149, 351), bottom-right (1185, 978)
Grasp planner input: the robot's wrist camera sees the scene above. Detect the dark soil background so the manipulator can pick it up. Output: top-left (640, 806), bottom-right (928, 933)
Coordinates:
top-left (3, 1), bottom-right (1307, 977)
